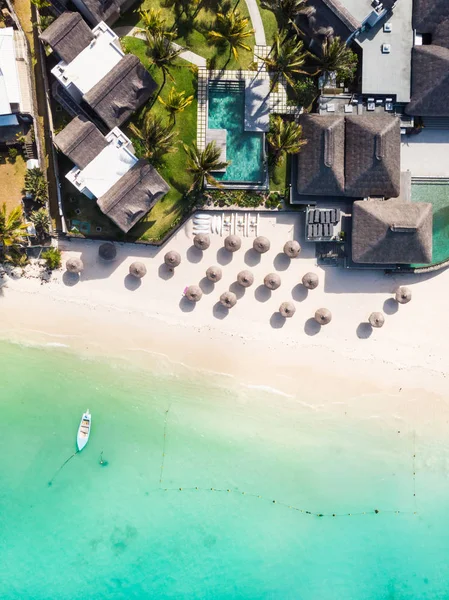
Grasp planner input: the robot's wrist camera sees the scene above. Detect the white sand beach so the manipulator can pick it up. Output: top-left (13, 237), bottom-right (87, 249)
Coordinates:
top-left (0, 213), bottom-right (448, 410)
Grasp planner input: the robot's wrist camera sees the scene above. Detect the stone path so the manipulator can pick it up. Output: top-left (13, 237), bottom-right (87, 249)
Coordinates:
top-left (244, 0), bottom-right (266, 46)
top-left (113, 27), bottom-right (207, 67)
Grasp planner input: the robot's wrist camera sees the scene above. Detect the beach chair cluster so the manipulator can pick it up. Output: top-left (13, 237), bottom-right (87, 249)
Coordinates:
top-left (306, 208), bottom-right (341, 241)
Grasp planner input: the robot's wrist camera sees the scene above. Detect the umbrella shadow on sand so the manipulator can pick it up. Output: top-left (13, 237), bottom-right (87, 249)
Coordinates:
top-left (62, 271), bottom-right (80, 287)
top-left (255, 285), bottom-right (271, 302)
top-left (179, 297), bottom-right (195, 312)
top-left (356, 322), bottom-right (373, 339)
top-left (270, 312), bottom-right (286, 329)
top-left (229, 281), bottom-right (245, 299)
top-left (124, 274), bottom-right (141, 291)
top-left (291, 284), bottom-right (308, 302)
top-left (244, 248), bottom-right (261, 267)
top-left (304, 318), bottom-right (321, 336)
top-left (187, 246), bottom-right (203, 264)
top-left (199, 277), bottom-right (215, 294)
top-left (213, 302), bottom-right (229, 320)
top-left (216, 247), bottom-right (233, 266)
top-left (273, 253), bottom-right (290, 271)
top-left (158, 264), bottom-right (174, 280)
top-left (383, 298), bottom-right (399, 315)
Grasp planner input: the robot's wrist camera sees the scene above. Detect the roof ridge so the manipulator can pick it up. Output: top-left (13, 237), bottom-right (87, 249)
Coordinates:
top-left (86, 54), bottom-right (139, 108)
top-left (100, 160), bottom-right (152, 213)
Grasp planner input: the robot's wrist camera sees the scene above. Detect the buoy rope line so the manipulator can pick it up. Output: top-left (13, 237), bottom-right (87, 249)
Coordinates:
top-left (159, 405), bottom-right (171, 487)
top-left (145, 486), bottom-right (417, 518)
top-left (48, 451), bottom-right (79, 486)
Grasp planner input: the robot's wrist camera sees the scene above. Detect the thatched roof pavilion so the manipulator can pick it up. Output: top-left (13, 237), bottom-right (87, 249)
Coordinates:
top-left (39, 12), bottom-right (93, 63)
top-left (129, 261), bottom-right (147, 279)
top-left (279, 302), bottom-right (296, 318)
top-left (253, 236), bottom-right (271, 254)
top-left (302, 272), bottom-right (319, 289)
top-left (224, 235), bottom-right (242, 252)
top-left (395, 286), bottom-right (412, 304)
top-left (54, 116), bottom-right (108, 170)
top-left (185, 285), bottom-right (203, 302)
top-left (164, 250), bottom-right (181, 268)
top-left (206, 266), bottom-right (222, 282)
top-left (314, 308), bottom-right (332, 325)
top-left (66, 257), bottom-right (84, 274)
top-left (264, 273), bottom-right (281, 290)
top-left (83, 54), bottom-right (157, 129)
top-left (369, 312), bottom-right (385, 328)
top-left (283, 240), bottom-right (301, 258)
top-left (237, 270), bottom-right (254, 288)
top-left (194, 233), bottom-right (210, 250)
top-left (220, 291), bottom-right (237, 308)
top-left (99, 243), bottom-right (116, 261)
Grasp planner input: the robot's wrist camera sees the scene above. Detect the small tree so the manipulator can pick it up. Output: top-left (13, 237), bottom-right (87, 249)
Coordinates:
top-left (260, 0), bottom-right (312, 33)
top-left (42, 247), bottom-right (62, 270)
top-left (137, 8), bottom-right (175, 38)
top-left (24, 168), bottom-right (48, 205)
top-left (183, 141), bottom-right (230, 191)
top-left (8, 148), bottom-right (18, 162)
top-left (158, 87), bottom-right (194, 123)
top-left (208, 9), bottom-right (255, 62)
top-left (128, 111), bottom-right (178, 165)
top-left (308, 37), bottom-right (358, 84)
top-left (145, 33), bottom-right (182, 91)
top-left (259, 33), bottom-right (308, 90)
top-left (30, 208), bottom-right (50, 241)
top-left (0, 203), bottom-right (29, 261)
top-left (267, 115), bottom-right (307, 165)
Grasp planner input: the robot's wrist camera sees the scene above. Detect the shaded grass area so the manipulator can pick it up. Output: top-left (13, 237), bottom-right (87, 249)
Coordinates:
top-left (0, 155), bottom-right (27, 212)
top-left (256, 0), bottom-right (277, 45)
top-left (116, 0), bottom-right (255, 70)
top-left (269, 156), bottom-right (290, 192)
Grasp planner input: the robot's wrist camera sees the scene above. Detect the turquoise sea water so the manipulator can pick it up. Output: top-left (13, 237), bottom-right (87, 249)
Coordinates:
top-left (1, 340), bottom-right (449, 599)
top-left (208, 82), bottom-right (265, 184)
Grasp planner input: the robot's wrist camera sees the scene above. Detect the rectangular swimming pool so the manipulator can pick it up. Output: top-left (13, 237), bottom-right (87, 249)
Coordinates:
top-left (208, 80), bottom-right (266, 185)
top-left (412, 179), bottom-right (449, 266)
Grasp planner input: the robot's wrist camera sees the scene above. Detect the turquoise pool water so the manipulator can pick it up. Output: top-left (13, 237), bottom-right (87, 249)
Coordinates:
top-left (208, 82), bottom-right (265, 184)
top-left (2, 339), bottom-right (449, 598)
top-left (412, 180), bottom-right (449, 266)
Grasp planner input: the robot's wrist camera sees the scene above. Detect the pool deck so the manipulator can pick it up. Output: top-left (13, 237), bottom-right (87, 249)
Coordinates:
top-left (401, 130), bottom-right (449, 178)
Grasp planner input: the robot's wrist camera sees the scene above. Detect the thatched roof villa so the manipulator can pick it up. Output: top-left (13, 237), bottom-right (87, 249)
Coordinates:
top-left (46, 0), bottom-right (136, 26)
top-left (40, 14), bottom-right (156, 130)
top-left (54, 118), bottom-right (169, 233)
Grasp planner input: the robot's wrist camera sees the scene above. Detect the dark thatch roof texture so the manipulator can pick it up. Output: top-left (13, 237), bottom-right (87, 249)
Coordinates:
top-left (39, 12), bottom-right (94, 63)
top-left (83, 54), bottom-right (157, 129)
top-left (53, 116), bottom-right (107, 169)
top-left (80, 0), bottom-right (130, 25)
top-left (406, 46), bottom-right (449, 116)
top-left (413, 0), bottom-right (449, 38)
top-left (97, 159), bottom-right (170, 233)
top-left (345, 115), bottom-right (401, 199)
top-left (297, 114), bottom-right (345, 196)
top-left (320, 0), bottom-right (360, 32)
top-left (352, 200), bottom-right (433, 265)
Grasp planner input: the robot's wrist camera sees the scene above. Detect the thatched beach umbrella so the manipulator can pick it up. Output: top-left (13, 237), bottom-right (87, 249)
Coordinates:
top-left (302, 272), bottom-right (319, 290)
top-left (395, 286), bottom-right (412, 304)
top-left (185, 285), bottom-right (203, 302)
top-left (264, 273), bottom-right (281, 290)
top-left (206, 266), bottom-right (222, 282)
top-left (129, 261), bottom-right (147, 279)
top-left (283, 240), bottom-right (301, 259)
top-left (314, 308), bottom-right (332, 325)
top-left (66, 257), bottom-right (83, 273)
top-left (369, 312), bottom-right (385, 328)
top-left (253, 236), bottom-right (271, 254)
top-left (237, 270), bottom-right (254, 288)
top-left (279, 301), bottom-right (296, 318)
top-left (164, 250), bottom-right (181, 268)
top-left (220, 291), bottom-right (237, 309)
top-left (224, 235), bottom-right (241, 252)
top-left (99, 242), bottom-right (116, 261)
top-left (193, 233), bottom-right (210, 251)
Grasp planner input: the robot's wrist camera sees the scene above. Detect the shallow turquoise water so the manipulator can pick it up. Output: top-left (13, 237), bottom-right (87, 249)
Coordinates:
top-left (0, 340), bottom-right (449, 599)
top-left (208, 82), bottom-right (265, 184)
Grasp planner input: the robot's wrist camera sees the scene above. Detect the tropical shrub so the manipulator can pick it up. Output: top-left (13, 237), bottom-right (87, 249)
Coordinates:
top-left (24, 168), bottom-right (48, 205)
top-left (42, 247), bottom-right (61, 270)
top-left (8, 148), bottom-right (18, 162)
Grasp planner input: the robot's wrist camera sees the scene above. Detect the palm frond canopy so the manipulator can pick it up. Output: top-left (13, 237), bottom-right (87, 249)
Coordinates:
top-left (208, 10), bottom-right (255, 60)
top-left (260, 33), bottom-right (307, 86)
top-left (0, 203), bottom-right (29, 248)
top-left (129, 261), bottom-right (147, 278)
top-left (267, 115), bottom-right (307, 163)
top-left (307, 36), bottom-right (357, 81)
top-left (183, 141), bottom-right (230, 190)
top-left (128, 111), bottom-right (178, 162)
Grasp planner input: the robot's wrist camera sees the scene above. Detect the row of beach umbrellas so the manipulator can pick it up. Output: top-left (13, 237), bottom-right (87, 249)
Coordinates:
top-left (192, 234), bottom-right (301, 258)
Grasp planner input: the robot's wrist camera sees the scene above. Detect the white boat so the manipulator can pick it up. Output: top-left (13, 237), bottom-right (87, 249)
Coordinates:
top-left (77, 410), bottom-right (91, 452)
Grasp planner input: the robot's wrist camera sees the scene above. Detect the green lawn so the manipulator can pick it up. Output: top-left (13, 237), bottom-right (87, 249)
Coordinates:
top-left (122, 37), bottom-right (198, 242)
top-left (269, 156), bottom-right (290, 192)
top-left (116, 0), bottom-right (256, 70)
top-left (256, 0), bottom-right (277, 45)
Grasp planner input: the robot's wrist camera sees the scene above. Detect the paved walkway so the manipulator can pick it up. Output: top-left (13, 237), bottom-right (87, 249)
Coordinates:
top-left (113, 26), bottom-right (207, 67)
top-left (244, 0), bottom-right (266, 46)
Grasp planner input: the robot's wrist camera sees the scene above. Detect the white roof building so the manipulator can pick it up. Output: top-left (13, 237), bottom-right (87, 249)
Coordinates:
top-left (51, 21), bottom-right (124, 102)
top-left (0, 27), bottom-right (26, 124)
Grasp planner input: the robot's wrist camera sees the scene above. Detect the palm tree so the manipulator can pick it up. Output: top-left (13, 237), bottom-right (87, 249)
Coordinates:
top-left (259, 33), bottom-right (308, 89)
top-left (30, 208), bottom-right (50, 241)
top-left (308, 36), bottom-right (358, 84)
top-left (158, 87), bottom-right (194, 123)
top-left (267, 115), bottom-right (307, 165)
top-left (24, 167), bottom-right (48, 205)
top-left (129, 111), bottom-right (178, 164)
top-left (146, 33), bottom-right (182, 90)
top-left (138, 8), bottom-right (175, 39)
top-left (260, 0), bottom-right (312, 32)
top-left (182, 142), bottom-right (230, 191)
top-left (0, 203), bottom-right (29, 260)
top-left (208, 9), bottom-right (254, 62)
